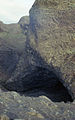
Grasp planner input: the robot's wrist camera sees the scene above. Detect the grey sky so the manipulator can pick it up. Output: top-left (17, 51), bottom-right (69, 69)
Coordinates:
top-left (0, 0), bottom-right (35, 24)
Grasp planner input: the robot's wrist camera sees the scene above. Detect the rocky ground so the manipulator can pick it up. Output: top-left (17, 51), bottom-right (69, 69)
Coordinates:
top-left (0, 0), bottom-right (75, 119)
top-left (0, 87), bottom-right (75, 120)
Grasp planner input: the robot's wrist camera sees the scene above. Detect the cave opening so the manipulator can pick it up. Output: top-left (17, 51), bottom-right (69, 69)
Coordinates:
top-left (23, 67), bottom-right (73, 103)
top-left (2, 66), bottom-right (73, 103)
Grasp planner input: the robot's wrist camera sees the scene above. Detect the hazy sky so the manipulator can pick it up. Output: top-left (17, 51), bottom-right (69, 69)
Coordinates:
top-left (0, 0), bottom-right (35, 24)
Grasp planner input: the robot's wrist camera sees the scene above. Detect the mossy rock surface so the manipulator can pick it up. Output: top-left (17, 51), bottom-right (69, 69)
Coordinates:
top-left (28, 0), bottom-right (75, 99)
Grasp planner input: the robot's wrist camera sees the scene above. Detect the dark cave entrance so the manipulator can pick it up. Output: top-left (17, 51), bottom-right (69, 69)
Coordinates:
top-left (3, 66), bottom-right (73, 103)
top-left (24, 67), bottom-right (73, 103)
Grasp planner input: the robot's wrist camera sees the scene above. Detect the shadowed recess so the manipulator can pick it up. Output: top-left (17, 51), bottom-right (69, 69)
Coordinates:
top-left (21, 66), bottom-right (73, 103)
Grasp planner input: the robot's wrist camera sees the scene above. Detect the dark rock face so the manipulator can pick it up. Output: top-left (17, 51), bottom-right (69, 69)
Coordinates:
top-left (0, 45), bottom-right (19, 83)
top-left (0, 17), bottom-right (29, 83)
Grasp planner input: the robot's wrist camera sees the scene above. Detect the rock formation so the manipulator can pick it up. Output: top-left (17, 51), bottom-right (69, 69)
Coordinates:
top-left (4, 0), bottom-right (75, 100)
top-left (0, 16), bottom-right (29, 83)
top-left (0, 90), bottom-right (75, 120)
top-left (28, 0), bottom-right (75, 99)
top-left (0, 0), bottom-right (75, 119)
top-left (18, 16), bottom-right (29, 35)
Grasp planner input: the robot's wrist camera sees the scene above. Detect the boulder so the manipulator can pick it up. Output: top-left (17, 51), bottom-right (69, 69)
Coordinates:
top-left (27, 0), bottom-right (75, 99)
top-left (0, 90), bottom-right (75, 120)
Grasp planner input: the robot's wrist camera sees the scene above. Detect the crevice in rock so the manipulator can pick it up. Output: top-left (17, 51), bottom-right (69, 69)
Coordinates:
top-left (2, 66), bottom-right (73, 103)
top-left (21, 67), bottom-right (73, 103)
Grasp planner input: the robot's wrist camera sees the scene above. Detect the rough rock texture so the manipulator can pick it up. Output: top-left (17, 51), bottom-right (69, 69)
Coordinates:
top-left (5, 0), bottom-right (75, 100)
top-left (18, 16), bottom-right (29, 35)
top-left (0, 16), bottom-right (29, 83)
top-left (28, 0), bottom-right (75, 99)
top-left (0, 89), bottom-right (75, 120)
top-left (0, 0), bottom-right (75, 120)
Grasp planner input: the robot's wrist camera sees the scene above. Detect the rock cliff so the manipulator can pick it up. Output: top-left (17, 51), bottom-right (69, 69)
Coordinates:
top-left (0, 0), bottom-right (75, 119)
top-left (0, 16), bottom-right (29, 83)
top-left (5, 0), bottom-right (75, 100)
top-left (29, 0), bottom-right (75, 99)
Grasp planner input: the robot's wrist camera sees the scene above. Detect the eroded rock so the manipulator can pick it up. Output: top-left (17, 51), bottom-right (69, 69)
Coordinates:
top-left (28, 0), bottom-right (75, 99)
top-left (5, 0), bottom-right (75, 100)
top-left (0, 17), bottom-right (29, 83)
top-left (0, 1), bottom-right (75, 119)
top-left (0, 90), bottom-right (75, 120)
